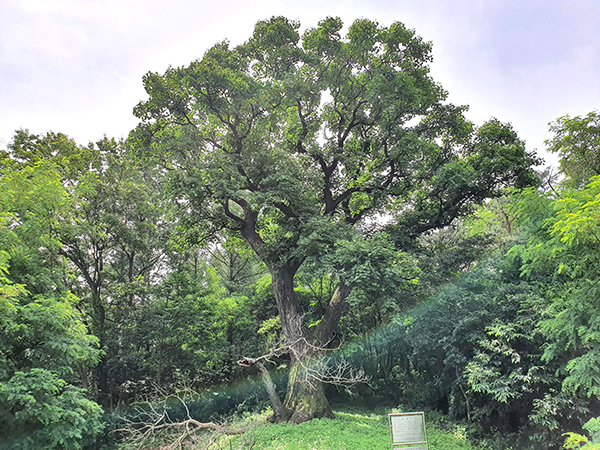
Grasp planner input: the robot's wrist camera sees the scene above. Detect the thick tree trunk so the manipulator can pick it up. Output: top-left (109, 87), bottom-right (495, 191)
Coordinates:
top-left (271, 268), bottom-right (305, 343)
top-left (284, 360), bottom-right (334, 423)
top-left (269, 269), bottom-right (349, 423)
top-left (270, 268), bottom-right (334, 423)
top-left (239, 211), bottom-right (349, 423)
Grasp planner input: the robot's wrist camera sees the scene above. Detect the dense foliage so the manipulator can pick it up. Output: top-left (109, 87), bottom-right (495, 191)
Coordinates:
top-left (0, 251), bottom-right (103, 448)
top-left (0, 14), bottom-right (599, 450)
top-left (132, 15), bottom-right (539, 422)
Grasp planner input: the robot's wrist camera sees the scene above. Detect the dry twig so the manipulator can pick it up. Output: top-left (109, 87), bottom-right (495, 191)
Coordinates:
top-left (115, 385), bottom-right (252, 450)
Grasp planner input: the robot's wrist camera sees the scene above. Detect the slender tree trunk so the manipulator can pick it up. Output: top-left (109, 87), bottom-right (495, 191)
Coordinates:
top-left (90, 291), bottom-right (110, 406)
top-left (257, 362), bottom-right (291, 423)
top-left (238, 356), bottom-right (292, 423)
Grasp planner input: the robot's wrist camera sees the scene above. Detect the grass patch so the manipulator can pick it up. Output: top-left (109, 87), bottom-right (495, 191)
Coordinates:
top-left (224, 407), bottom-right (485, 450)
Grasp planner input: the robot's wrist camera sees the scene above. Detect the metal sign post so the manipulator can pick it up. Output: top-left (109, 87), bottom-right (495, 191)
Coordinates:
top-left (388, 412), bottom-right (428, 450)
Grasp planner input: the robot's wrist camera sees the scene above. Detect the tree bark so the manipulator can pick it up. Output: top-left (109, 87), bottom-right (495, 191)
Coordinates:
top-left (238, 357), bottom-right (292, 423)
top-left (239, 207), bottom-right (348, 423)
top-left (284, 360), bottom-right (334, 424)
top-left (313, 281), bottom-right (351, 346)
top-left (269, 269), bottom-right (350, 423)
top-left (271, 268), bottom-right (305, 343)
top-left (257, 362), bottom-right (291, 423)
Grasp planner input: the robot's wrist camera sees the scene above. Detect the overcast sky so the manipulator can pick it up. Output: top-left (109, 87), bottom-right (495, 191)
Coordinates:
top-left (1, 0), bottom-right (599, 167)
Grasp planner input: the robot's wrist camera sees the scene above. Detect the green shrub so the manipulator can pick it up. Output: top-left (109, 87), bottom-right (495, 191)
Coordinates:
top-left (563, 417), bottom-right (600, 449)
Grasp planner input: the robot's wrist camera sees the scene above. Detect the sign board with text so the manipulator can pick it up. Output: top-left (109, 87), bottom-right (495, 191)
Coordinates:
top-left (388, 412), bottom-right (428, 449)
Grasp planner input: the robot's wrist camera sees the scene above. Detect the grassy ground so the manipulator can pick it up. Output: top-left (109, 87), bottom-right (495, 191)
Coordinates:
top-left (222, 407), bottom-right (486, 450)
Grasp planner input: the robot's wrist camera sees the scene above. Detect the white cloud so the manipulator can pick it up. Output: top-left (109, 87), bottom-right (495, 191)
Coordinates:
top-left (0, 0), bottom-right (598, 167)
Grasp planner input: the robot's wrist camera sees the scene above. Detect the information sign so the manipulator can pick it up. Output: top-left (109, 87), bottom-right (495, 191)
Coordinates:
top-left (388, 412), bottom-right (428, 449)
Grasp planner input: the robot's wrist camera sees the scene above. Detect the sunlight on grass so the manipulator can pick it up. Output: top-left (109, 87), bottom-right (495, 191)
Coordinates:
top-left (222, 408), bottom-right (485, 450)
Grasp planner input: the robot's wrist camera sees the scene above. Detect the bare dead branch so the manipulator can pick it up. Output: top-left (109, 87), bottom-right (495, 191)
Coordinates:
top-left (239, 332), bottom-right (370, 409)
top-left (114, 383), bottom-right (255, 450)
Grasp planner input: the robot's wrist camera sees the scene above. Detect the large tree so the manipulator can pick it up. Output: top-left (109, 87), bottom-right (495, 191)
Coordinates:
top-left (5, 131), bottom-right (172, 405)
top-left (133, 16), bottom-right (540, 422)
top-left (0, 159), bottom-right (104, 448)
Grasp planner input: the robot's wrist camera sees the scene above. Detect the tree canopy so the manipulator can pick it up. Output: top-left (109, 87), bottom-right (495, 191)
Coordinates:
top-left (546, 111), bottom-right (600, 188)
top-left (5, 13), bottom-right (600, 450)
top-left (133, 15), bottom-right (541, 422)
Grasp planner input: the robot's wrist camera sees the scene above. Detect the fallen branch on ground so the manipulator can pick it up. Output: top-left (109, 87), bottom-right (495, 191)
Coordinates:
top-left (115, 385), bottom-right (256, 450)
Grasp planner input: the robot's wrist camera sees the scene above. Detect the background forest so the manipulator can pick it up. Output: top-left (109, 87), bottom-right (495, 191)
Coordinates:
top-left (1, 16), bottom-right (600, 450)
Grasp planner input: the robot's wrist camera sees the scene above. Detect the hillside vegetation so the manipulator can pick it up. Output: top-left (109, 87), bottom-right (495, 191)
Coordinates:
top-left (1, 15), bottom-right (600, 450)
